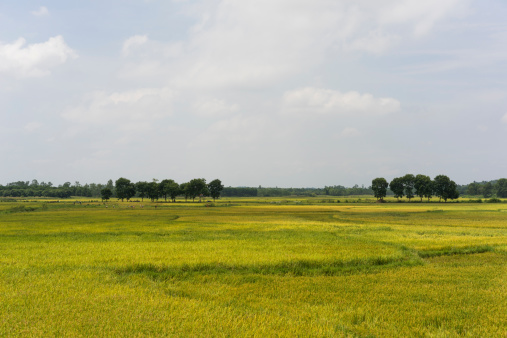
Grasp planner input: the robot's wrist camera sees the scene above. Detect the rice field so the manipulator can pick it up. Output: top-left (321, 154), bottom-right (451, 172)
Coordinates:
top-left (0, 198), bottom-right (506, 336)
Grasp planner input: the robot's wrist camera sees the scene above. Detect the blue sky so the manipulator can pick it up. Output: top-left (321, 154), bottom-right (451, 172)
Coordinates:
top-left (1, 0), bottom-right (507, 187)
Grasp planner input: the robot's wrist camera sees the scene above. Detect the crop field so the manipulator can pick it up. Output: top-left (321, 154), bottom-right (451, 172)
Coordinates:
top-left (0, 198), bottom-right (506, 337)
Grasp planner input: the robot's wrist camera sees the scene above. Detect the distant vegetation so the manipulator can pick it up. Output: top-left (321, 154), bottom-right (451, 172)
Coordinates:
top-left (223, 185), bottom-right (374, 197)
top-left (372, 174), bottom-right (460, 202)
top-left (0, 178), bottom-right (224, 202)
top-left (0, 176), bottom-right (505, 200)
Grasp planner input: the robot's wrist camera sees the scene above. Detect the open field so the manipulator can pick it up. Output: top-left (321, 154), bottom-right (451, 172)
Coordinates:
top-left (0, 197), bottom-right (506, 336)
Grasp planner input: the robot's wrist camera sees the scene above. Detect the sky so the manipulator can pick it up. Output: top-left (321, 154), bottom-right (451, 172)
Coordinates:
top-left (1, 0), bottom-right (507, 188)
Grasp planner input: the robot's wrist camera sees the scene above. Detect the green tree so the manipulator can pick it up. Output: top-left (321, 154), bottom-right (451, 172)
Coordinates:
top-left (433, 175), bottom-right (460, 202)
top-left (495, 178), bottom-right (507, 198)
top-left (371, 177), bottom-right (388, 201)
top-left (169, 182), bottom-right (181, 202)
top-left (389, 177), bottom-right (404, 201)
top-left (424, 180), bottom-right (434, 202)
top-left (105, 179), bottom-right (115, 197)
top-left (482, 182), bottom-right (493, 198)
top-left (101, 188), bottom-right (113, 202)
top-left (115, 178), bottom-right (136, 202)
top-left (146, 182), bottom-right (160, 202)
top-left (414, 174), bottom-right (432, 202)
top-left (402, 174), bottom-right (415, 201)
top-left (187, 178), bottom-right (208, 202)
top-left (159, 179), bottom-right (179, 202)
top-left (180, 182), bottom-right (189, 202)
top-left (208, 179), bottom-right (224, 201)
top-left (135, 181), bottom-right (149, 201)
top-left (467, 182), bottom-right (480, 196)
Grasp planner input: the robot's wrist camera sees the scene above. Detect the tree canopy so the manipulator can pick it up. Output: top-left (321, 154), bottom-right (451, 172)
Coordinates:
top-left (115, 178), bottom-right (136, 202)
top-left (371, 177), bottom-right (388, 201)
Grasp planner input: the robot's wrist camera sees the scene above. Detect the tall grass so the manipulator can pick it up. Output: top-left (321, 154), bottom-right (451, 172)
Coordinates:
top-left (0, 198), bottom-right (505, 336)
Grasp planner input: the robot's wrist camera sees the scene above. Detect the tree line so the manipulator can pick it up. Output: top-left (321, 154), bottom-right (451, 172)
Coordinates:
top-left (106, 178), bottom-right (224, 202)
top-left (222, 185), bottom-right (374, 197)
top-left (371, 174), bottom-right (460, 202)
top-left (0, 180), bottom-right (102, 199)
top-left (0, 178), bottom-right (224, 202)
top-left (1, 177), bottom-right (505, 200)
top-left (466, 179), bottom-right (507, 198)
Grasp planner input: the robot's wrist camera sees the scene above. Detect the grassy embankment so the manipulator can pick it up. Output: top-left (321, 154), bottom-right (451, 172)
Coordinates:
top-left (0, 197), bottom-right (506, 336)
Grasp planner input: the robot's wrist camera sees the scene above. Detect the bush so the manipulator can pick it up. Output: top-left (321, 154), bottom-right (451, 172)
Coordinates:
top-left (486, 198), bottom-right (502, 203)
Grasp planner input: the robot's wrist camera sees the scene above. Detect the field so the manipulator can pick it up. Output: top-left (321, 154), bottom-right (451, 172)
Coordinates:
top-left (0, 197), bottom-right (506, 337)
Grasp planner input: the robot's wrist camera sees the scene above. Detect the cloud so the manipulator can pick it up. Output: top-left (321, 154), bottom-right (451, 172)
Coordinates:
top-left (0, 36), bottom-right (77, 77)
top-left (192, 98), bottom-right (238, 118)
top-left (340, 127), bottom-right (361, 138)
top-left (502, 113), bottom-right (507, 124)
top-left (190, 113), bottom-right (271, 147)
top-left (120, 0), bottom-right (466, 88)
top-left (282, 87), bottom-right (401, 116)
top-left (24, 122), bottom-right (43, 133)
top-left (31, 6), bottom-right (49, 17)
top-left (122, 35), bottom-right (148, 56)
top-left (376, 0), bottom-right (460, 34)
top-left (62, 87), bottom-right (176, 129)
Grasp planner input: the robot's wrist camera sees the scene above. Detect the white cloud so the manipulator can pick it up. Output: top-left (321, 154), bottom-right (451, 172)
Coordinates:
top-left (24, 122), bottom-right (43, 133)
top-left (119, 0), bottom-right (466, 88)
top-left (31, 6), bottom-right (49, 17)
top-left (340, 127), bottom-right (361, 138)
top-left (0, 36), bottom-right (77, 77)
top-left (62, 87), bottom-right (176, 128)
top-left (502, 113), bottom-right (507, 124)
top-left (345, 30), bottom-right (397, 54)
top-left (377, 0), bottom-right (465, 37)
top-left (122, 35), bottom-right (148, 56)
top-left (192, 98), bottom-right (238, 118)
top-left (282, 87), bottom-right (401, 116)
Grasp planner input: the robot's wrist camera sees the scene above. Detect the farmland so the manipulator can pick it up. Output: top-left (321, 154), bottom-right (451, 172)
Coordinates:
top-left (0, 197), bottom-right (506, 336)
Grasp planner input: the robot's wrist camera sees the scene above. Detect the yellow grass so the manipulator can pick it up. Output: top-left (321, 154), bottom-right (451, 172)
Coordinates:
top-left (0, 197), bottom-right (505, 336)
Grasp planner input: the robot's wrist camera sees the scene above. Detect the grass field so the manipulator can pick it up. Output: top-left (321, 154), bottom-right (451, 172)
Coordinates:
top-left (0, 197), bottom-right (506, 336)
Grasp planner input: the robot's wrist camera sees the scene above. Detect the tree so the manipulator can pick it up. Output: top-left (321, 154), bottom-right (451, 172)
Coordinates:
top-left (448, 181), bottom-right (460, 201)
top-left (159, 179), bottom-right (179, 202)
top-left (424, 180), bottom-right (434, 202)
top-left (208, 179), bottom-right (224, 201)
top-left (482, 182), bottom-right (493, 198)
top-left (101, 188), bottom-right (113, 202)
top-left (402, 174), bottom-right (415, 201)
top-left (187, 178), bottom-right (208, 202)
top-left (180, 182), bottom-right (189, 202)
top-left (467, 182), bottom-right (480, 196)
top-left (371, 177), bottom-right (388, 201)
top-left (168, 180), bottom-right (181, 202)
top-left (146, 182), bottom-right (160, 202)
top-left (414, 174), bottom-right (432, 202)
top-left (495, 178), bottom-right (507, 198)
top-left (106, 179), bottom-right (115, 196)
top-left (389, 177), bottom-right (404, 201)
top-left (433, 175), bottom-right (460, 202)
top-left (136, 181), bottom-right (149, 201)
top-left (115, 178), bottom-right (136, 202)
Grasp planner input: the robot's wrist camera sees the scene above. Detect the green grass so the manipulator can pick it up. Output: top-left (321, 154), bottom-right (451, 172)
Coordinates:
top-left (0, 197), bottom-right (506, 336)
